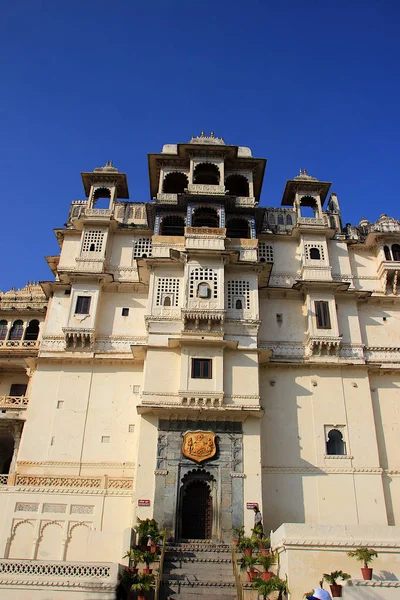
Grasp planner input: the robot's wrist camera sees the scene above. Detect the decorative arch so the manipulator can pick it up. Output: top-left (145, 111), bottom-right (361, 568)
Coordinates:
top-left (8, 520), bottom-right (34, 559)
top-left (92, 186), bottom-right (112, 209)
top-left (65, 522), bottom-right (91, 561)
top-left (179, 469), bottom-right (216, 540)
top-left (286, 213), bottom-right (293, 225)
top-left (24, 319), bottom-right (40, 341)
top-left (8, 320), bottom-right (24, 341)
top-left (159, 215), bottom-right (185, 236)
top-left (0, 320), bottom-right (8, 341)
top-left (225, 174), bottom-right (249, 197)
top-left (36, 521), bottom-right (63, 561)
top-left (193, 163), bottom-right (220, 185)
top-left (299, 195), bottom-right (318, 218)
top-left (192, 206), bottom-right (219, 228)
top-left (277, 213), bottom-right (284, 225)
top-left (226, 217), bottom-right (250, 239)
top-left (163, 172), bottom-right (188, 194)
top-left (384, 245), bottom-right (392, 260)
top-left (326, 429), bottom-right (346, 456)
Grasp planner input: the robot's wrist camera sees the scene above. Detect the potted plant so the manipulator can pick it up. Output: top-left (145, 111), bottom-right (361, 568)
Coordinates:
top-left (141, 550), bottom-right (158, 575)
top-left (238, 535), bottom-right (256, 556)
top-left (252, 523), bottom-right (264, 539)
top-left (129, 573), bottom-right (154, 600)
top-left (123, 548), bottom-right (143, 575)
top-left (323, 571), bottom-right (351, 597)
top-left (240, 553), bottom-right (259, 581)
top-left (252, 577), bottom-right (275, 599)
top-left (347, 547), bottom-right (378, 580)
top-left (147, 520), bottom-right (161, 553)
top-left (233, 525), bottom-right (245, 547)
top-left (259, 536), bottom-right (271, 555)
top-left (135, 517), bottom-right (151, 550)
top-left (258, 551), bottom-right (277, 580)
top-left (270, 576), bottom-right (290, 600)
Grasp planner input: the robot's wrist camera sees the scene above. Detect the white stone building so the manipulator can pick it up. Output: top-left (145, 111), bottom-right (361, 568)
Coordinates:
top-left (0, 134), bottom-right (400, 598)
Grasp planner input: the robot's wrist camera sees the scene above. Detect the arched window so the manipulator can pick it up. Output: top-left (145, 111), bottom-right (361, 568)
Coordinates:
top-left (24, 320), bottom-right (40, 341)
top-left (163, 172), bottom-right (189, 194)
top-left (268, 213), bottom-right (275, 225)
top-left (0, 320), bottom-right (8, 341)
top-left (192, 207), bottom-right (219, 228)
top-left (160, 215), bottom-right (185, 236)
top-left (193, 163), bottom-right (220, 185)
top-left (225, 174), bottom-right (249, 197)
top-left (326, 429), bottom-right (346, 455)
top-left (300, 196), bottom-right (317, 218)
top-left (392, 244), bottom-right (400, 261)
top-left (226, 218), bottom-right (250, 239)
top-left (235, 299), bottom-right (243, 309)
top-left (163, 296), bottom-right (171, 307)
top-left (278, 214), bottom-right (284, 225)
top-left (309, 247), bottom-right (321, 260)
top-left (92, 187), bottom-right (111, 209)
top-left (384, 245), bottom-right (392, 260)
top-left (8, 320), bottom-right (24, 341)
top-left (286, 214), bottom-right (293, 225)
top-left (330, 216), bottom-right (337, 229)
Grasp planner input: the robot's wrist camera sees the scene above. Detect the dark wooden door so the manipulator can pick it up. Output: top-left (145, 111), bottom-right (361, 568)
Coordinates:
top-left (181, 480), bottom-right (212, 539)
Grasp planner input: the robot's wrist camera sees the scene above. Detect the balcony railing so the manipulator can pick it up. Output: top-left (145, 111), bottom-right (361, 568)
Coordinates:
top-left (0, 396), bottom-right (29, 410)
top-left (0, 339), bottom-right (39, 348)
top-left (0, 475), bottom-right (8, 485)
top-left (187, 183), bottom-right (225, 195)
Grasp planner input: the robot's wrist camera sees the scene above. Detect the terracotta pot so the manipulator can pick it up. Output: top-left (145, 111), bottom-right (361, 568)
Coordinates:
top-left (150, 544), bottom-right (158, 553)
top-left (330, 584), bottom-right (342, 597)
top-left (247, 569), bottom-right (258, 582)
top-left (233, 540), bottom-right (239, 547)
top-left (261, 571), bottom-right (274, 581)
top-left (128, 567), bottom-right (138, 575)
top-left (261, 548), bottom-right (269, 556)
top-left (142, 568), bottom-right (152, 575)
top-left (137, 596), bottom-right (146, 600)
top-left (361, 567), bottom-right (373, 580)
top-left (243, 548), bottom-right (252, 557)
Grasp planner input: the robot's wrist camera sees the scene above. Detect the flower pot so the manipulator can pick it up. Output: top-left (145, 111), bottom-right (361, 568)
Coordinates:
top-left (128, 567), bottom-right (138, 575)
top-left (150, 544), bottom-right (158, 553)
top-left (247, 569), bottom-right (258, 582)
top-left (243, 548), bottom-right (252, 557)
top-left (137, 596), bottom-right (146, 600)
top-left (261, 571), bottom-right (274, 581)
top-left (261, 548), bottom-right (269, 556)
top-left (142, 568), bottom-right (152, 575)
top-left (361, 567), bottom-right (373, 580)
top-left (233, 540), bottom-right (238, 547)
top-left (330, 584), bottom-right (343, 597)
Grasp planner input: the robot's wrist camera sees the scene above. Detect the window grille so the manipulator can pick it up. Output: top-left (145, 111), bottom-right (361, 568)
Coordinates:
top-left (227, 280), bottom-right (250, 309)
top-left (315, 301), bottom-right (331, 329)
top-left (156, 278), bottom-right (180, 306)
top-left (134, 238), bottom-right (152, 258)
top-left (258, 243), bottom-right (274, 262)
top-left (189, 268), bottom-right (218, 299)
top-left (305, 244), bottom-right (325, 260)
top-left (82, 230), bottom-right (104, 253)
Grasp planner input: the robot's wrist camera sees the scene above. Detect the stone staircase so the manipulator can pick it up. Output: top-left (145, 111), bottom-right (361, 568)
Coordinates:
top-left (160, 540), bottom-right (237, 599)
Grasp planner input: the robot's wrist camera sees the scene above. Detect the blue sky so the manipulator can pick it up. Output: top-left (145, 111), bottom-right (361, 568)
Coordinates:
top-left (1, 0), bottom-right (399, 291)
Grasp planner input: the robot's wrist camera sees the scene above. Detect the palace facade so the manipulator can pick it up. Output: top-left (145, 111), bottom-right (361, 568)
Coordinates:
top-left (0, 134), bottom-right (400, 598)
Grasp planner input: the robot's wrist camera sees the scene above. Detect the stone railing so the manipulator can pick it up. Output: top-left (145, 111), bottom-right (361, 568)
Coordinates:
top-left (156, 192), bottom-right (178, 203)
top-left (0, 396), bottom-right (29, 410)
top-left (13, 474), bottom-right (134, 489)
top-left (297, 216), bottom-right (327, 227)
top-left (0, 339), bottom-right (39, 348)
top-left (365, 346), bottom-right (400, 363)
top-left (62, 327), bottom-right (95, 349)
top-left (235, 196), bottom-right (256, 206)
top-left (185, 226), bottom-right (226, 236)
top-left (0, 559), bottom-right (114, 578)
top-left (187, 183), bottom-right (225, 195)
top-left (83, 208), bottom-right (113, 218)
top-left (301, 264), bottom-right (333, 281)
top-left (0, 475), bottom-right (8, 485)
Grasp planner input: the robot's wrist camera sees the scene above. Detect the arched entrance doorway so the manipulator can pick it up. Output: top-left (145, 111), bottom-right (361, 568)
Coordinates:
top-left (179, 469), bottom-right (215, 540)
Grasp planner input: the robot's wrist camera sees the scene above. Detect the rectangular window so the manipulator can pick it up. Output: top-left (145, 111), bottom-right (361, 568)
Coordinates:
top-left (315, 301), bottom-right (331, 329)
top-left (9, 384), bottom-right (27, 397)
top-left (122, 308), bottom-right (129, 316)
top-left (75, 296), bottom-right (91, 315)
top-left (191, 358), bottom-right (212, 379)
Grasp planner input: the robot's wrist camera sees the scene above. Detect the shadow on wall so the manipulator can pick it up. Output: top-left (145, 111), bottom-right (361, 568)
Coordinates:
top-left (260, 373), bottom-right (327, 533)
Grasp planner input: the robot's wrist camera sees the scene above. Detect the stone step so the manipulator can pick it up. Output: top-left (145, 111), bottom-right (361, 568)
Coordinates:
top-left (162, 580), bottom-right (236, 588)
top-left (167, 543), bottom-right (231, 553)
top-left (164, 555), bottom-right (232, 563)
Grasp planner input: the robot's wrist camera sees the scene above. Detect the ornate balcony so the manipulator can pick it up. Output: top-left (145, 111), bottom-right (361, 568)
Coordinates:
top-left (0, 340), bottom-right (39, 349)
top-left (185, 227), bottom-right (226, 251)
top-left (83, 208), bottom-right (113, 219)
top-left (182, 309), bottom-right (226, 335)
top-left (62, 327), bottom-right (95, 349)
top-left (156, 192), bottom-right (178, 203)
top-left (0, 396), bottom-right (29, 410)
top-left (306, 335), bottom-right (342, 358)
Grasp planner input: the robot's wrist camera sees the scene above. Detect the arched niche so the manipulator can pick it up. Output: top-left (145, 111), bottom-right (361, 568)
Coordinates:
top-left (225, 174), bottom-right (249, 197)
top-left (24, 319), bottom-right (40, 341)
top-left (193, 163), bottom-right (220, 185)
top-left (192, 206), bottom-right (219, 228)
top-left (159, 215), bottom-right (185, 236)
top-left (163, 172), bottom-right (188, 193)
top-left (65, 523), bottom-right (90, 561)
top-left (8, 520), bottom-right (34, 559)
top-left (36, 521), bottom-right (63, 560)
top-left (226, 218), bottom-right (250, 239)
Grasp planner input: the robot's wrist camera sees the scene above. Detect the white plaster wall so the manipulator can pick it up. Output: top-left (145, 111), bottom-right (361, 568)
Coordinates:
top-left (0, 374), bottom-right (28, 396)
top-left (57, 233), bottom-right (81, 269)
top-left (259, 296), bottom-right (306, 341)
top-left (329, 240), bottom-right (353, 276)
top-left (223, 350), bottom-right (259, 402)
top-left (107, 232), bottom-right (134, 267)
top-left (143, 348), bottom-right (180, 394)
top-left (271, 238), bottom-right (300, 274)
top-left (96, 291), bottom-right (147, 337)
top-left (337, 297), bottom-right (363, 344)
top-left (42, 290), bottom-right (71, 336)
top-left (358, 303), bottom-right (400, 347)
